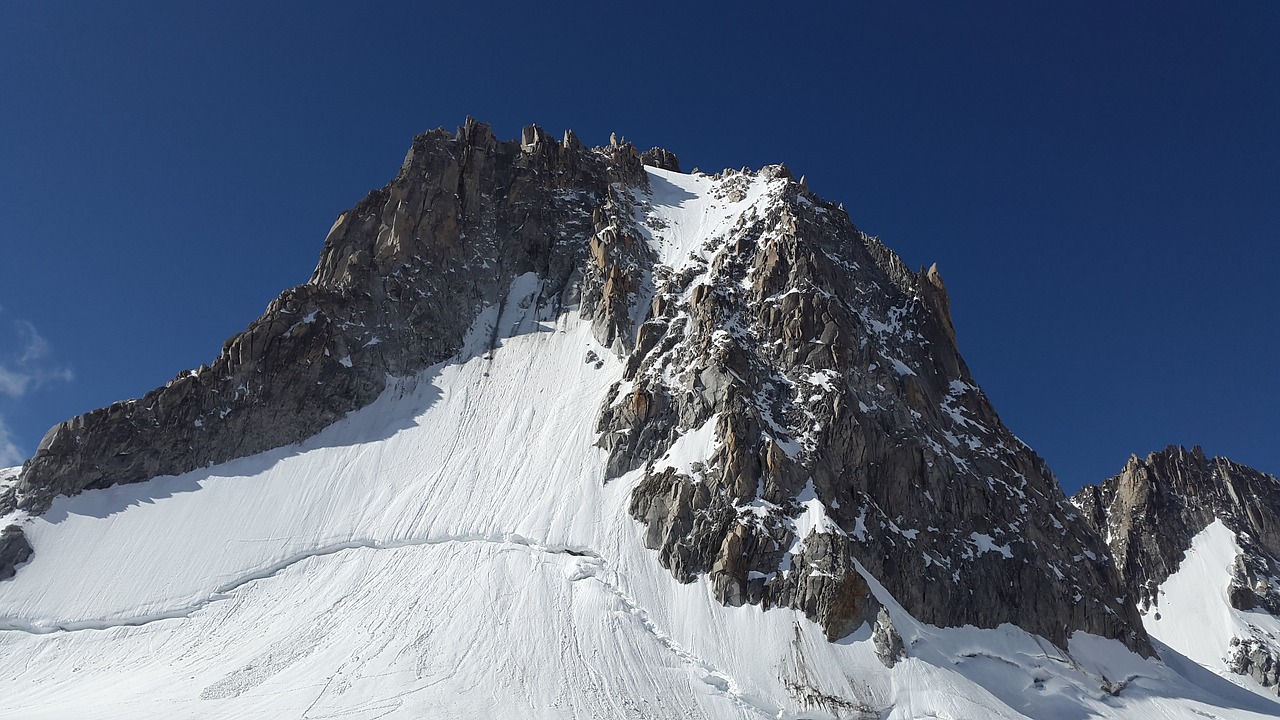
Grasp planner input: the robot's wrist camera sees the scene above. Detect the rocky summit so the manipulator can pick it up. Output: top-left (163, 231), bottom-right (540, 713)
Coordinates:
top-left (2, 119), bottom-right (1277, 719)
top-left (0, 119), bottom-right (1146, 654)
top-left (3, 120), bottom-right (642, 518)
top-left (598, 160), bottom-right (1148, 654)
top-left (1074, 446), bottom-right (1280, 691)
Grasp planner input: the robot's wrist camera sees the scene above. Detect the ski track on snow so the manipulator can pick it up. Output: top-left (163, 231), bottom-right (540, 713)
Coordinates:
top-left (0, 534), bottom-right (601, 634)
top-left (571, 563), bottom-right (776, 719)
top-left (1, 529), bottom-right (770, 717)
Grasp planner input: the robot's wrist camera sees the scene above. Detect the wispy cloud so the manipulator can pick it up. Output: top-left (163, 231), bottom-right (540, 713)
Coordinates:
top-left (17, 320), bottom-right (53, 365)
top-left (0, 366), bottom-right (30, 397)
top-left (0, 313), bottom-right (74, 466)
top-left (0, 318), bottom-right (74, 398)
top-left (0, 416), bottom-right (23, 468)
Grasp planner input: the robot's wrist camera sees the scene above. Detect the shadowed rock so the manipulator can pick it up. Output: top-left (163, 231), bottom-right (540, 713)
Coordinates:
top-left (0, 526), bottom-right (31, 581)
top-left (6, 120), bottom-right (1153, 658)
top-left (9, 120), bottom-right (654, 516)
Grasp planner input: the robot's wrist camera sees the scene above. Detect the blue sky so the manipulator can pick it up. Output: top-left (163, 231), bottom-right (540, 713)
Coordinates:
top-left (1, 2), bottom-right (1276, 491)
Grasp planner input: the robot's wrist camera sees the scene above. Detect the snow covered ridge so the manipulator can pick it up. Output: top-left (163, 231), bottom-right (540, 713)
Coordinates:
top-left (2, 120), bottom-right (1277, 717)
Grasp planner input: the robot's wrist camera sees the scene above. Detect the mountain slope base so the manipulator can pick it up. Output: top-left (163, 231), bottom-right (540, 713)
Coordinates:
top-left (0, 295), bottom-right (1275, 719)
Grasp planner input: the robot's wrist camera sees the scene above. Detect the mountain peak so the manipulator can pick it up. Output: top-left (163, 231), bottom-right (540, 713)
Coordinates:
top-left (1, 121), bottom-right (1151, 654)
top-left (26, 119), bottom-right (1280, 717)
top-left (1074, 447), bottom-right (1280, 692)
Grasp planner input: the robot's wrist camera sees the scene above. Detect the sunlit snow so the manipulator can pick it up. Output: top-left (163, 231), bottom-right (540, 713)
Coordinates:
top-left (0, 169), bottom-right (1275, 719)
top-left (1143, 518), bottom-right (1280, 701)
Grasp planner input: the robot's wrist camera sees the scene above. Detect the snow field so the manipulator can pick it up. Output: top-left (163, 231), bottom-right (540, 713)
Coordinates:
top-left (0, 169), bottom-right (1278, 718)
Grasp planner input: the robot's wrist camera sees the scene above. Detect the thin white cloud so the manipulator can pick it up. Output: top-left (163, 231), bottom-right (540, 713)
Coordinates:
top-left (0, 415), bottom-right (23, 467)
top-left (0, 319), bottom-right (73, 398)
top-left (0, 365), bottom-right (29, 397)
top-left (0, 318), bottom-right (72, 466)
top-left (15, 320), bottom-right (53, 365)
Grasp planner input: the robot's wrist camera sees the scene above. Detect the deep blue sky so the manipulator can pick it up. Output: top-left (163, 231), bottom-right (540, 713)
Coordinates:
top-left (1, 2), bottom-right (1276, 491)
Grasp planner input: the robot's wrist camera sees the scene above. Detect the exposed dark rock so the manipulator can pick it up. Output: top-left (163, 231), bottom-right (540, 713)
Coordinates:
top-left (1074, 446), bottom-right (1280, 687)
top-left (0, 525), bottom-right (32, 581)
top-left (1229, 637), bottom-right (1280, 691)
top-left (872, 607), bottom-right (906, 668)
top-left (8, 120), bottom-right (1154, 659)
top-left (639, 146), bottom-right (681, 173)
top-left (1072, 446), bottom-right (1280, 615)
top-left (919, 263), bottom-right (957, 348)
top-left (606, 165), bottom-right (1150, 655)
top-left (12, 119), bottom-right (648, 515)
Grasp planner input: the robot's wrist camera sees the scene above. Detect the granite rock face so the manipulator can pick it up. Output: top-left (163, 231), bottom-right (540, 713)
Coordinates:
top-left (600, 164), bottom-right (1150, 654)
top-left (0, 525), bottom-right (31, 581)
top-left (1072, 446), bottom-right (1280, 614)
top-left (7, 118), bottom-right (649, 516)
top-left (1073, 445), bottom-right (1280, 689)
top-left (1229, 637), bottom-right (1280, 689)
top-left (5, 120), bottom-right (1153, 657)
top-left (872, 607), bottom-right (905, 668)
top-left (639, 146), bottom-right (681, 173)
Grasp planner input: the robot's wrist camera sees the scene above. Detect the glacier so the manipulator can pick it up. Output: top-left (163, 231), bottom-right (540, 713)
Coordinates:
top-left (1, 166), bottom-right (1277, 719)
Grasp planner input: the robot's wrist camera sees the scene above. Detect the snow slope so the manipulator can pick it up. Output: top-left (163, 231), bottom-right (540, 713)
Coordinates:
top-left (641, 166), bottom-right (771, 272)
top-left (1143, 518), bottom-right (1280, 700)
top-left (1, 169), bottom-right (1278, 719)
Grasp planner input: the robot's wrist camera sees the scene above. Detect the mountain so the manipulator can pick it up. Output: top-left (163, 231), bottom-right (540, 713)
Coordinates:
top-left (1074, 445), bottom-right (1280, 693)
top-left (0, 120), bottom-right (1276, 719)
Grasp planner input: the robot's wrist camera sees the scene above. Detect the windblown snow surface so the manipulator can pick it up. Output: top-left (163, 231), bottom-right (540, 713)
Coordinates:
top-left (1, 168), bottom-right (1277, 719)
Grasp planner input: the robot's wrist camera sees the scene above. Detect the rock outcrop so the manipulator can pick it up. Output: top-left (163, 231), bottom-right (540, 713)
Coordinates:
top-left (1073, 445), bottom-right (1280, 689)
top-left (3, 119), bottom-right (1153, 658)
top-left (1229, 637), bottom-right (1280, 689)
top-left (872, 607), bottom-right (906, 668)
top-left (6, 118), bottom-right (653, 516)
top-left (639, 146), bottom-right (681, 173)
top-left (0, 526), bottom-right (31, 581)
top-left (600, 164), bottom-right (1150, 654)
top-left (1073, 445), bottom-right (1280, 614)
